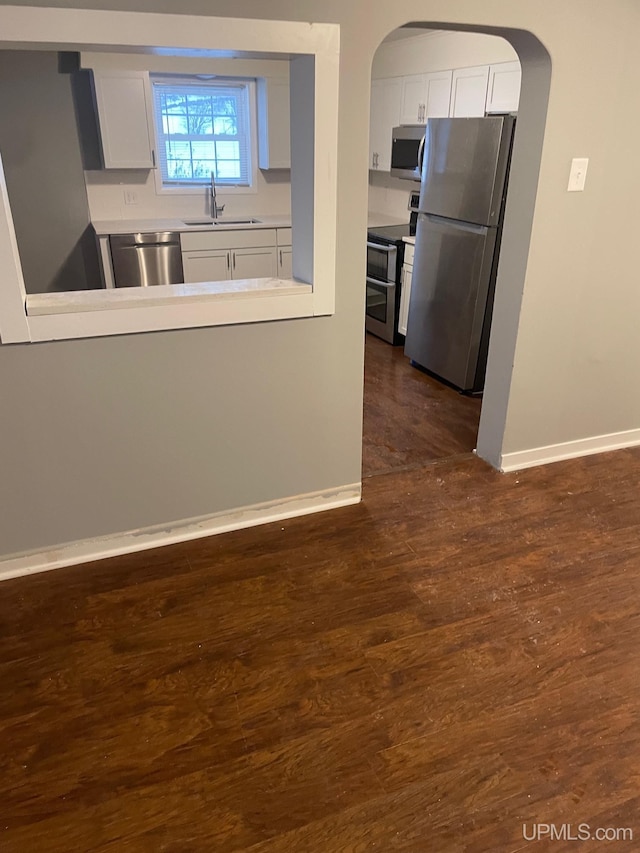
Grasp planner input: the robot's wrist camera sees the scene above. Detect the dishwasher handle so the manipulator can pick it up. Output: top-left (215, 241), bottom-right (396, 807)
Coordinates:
top-left (110, 232), bottom-right (181, 248)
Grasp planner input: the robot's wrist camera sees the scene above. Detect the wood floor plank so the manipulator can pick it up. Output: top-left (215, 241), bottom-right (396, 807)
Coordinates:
top-left (2, 348), bottom-right (640, 850)
top-left (362, 333), bottom-right (482, 476)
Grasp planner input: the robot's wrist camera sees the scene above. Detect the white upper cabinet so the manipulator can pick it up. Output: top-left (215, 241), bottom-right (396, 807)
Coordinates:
top-left (257, 77), bottom-right (291, 170)
top-left (400, 71), bottom-right (452, 124)
top-left (399, 74), bottom-right (427, 124)
top-left (486, 61), bottom-right (521, 113)
top-left (369, 77), bottom-right (402, 171)
top-left (92, 70), bottom-right (155, 169)
top-left (449, 65), bottom-right (491, 117)
top-left (424, 70), bottom-right (454, 120)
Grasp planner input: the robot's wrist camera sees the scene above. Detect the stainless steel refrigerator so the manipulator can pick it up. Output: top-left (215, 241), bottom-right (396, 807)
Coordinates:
top-left (404, 115), bottom-right (516, 393)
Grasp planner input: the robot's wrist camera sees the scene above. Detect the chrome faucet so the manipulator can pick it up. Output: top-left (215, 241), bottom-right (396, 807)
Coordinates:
top-left (210, 171), bottom-right (225, 219)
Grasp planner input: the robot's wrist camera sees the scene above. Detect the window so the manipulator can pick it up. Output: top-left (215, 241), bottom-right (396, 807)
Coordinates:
top-left (151, 76), bottom-right (253, 188)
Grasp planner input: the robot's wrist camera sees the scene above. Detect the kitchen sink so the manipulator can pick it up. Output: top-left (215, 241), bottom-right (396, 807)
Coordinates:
top-left (182, 218), bottom-right (261, 226)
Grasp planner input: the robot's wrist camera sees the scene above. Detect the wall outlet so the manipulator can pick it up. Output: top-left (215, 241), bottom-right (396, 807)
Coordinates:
top-left (124, 190), bottom-right (138, 205)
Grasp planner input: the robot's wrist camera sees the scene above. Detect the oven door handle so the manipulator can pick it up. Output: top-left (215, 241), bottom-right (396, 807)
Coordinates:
top-left (366, 241), bottom-right (397, 254)
top-left (366, 276), bottom-right (395, 288)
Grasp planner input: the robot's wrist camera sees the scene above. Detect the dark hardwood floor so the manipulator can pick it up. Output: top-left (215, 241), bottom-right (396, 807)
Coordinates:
top-left (1, 341), bottom-right (640, 851)
top-left (362, 333), bottom-right (481, 477)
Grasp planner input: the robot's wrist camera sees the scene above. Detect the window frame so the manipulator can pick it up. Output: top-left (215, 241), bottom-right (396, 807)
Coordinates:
top-left (151, 74), bottom-right (260, 197)
top-left (0, 8), bottom-right (339, 344)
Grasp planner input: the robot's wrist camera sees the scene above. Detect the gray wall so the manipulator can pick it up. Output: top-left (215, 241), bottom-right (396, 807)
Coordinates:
top-left (1, 0), bottom-right (640, 562)
top-left (0, 50), bottom-right (100, 293)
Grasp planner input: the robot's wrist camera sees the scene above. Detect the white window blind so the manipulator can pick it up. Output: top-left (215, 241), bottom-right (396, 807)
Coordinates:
top-left (151, 76), bottom-right (252, 187)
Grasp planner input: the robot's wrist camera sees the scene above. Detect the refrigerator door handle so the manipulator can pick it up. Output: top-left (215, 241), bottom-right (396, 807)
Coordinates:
top-left (421, 213), bottom-right (489, 236)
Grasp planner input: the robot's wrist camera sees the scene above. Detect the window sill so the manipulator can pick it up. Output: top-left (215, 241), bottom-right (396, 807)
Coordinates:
top-left (154, 183), bottom-right (258, 197)
top-left (23, 278), bottom-right (315, 341)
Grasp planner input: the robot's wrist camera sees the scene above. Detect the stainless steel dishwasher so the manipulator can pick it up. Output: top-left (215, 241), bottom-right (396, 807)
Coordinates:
top-left (110, 232), bottom-right (184, 288)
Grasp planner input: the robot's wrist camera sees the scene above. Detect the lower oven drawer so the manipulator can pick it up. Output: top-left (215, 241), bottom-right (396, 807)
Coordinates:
top-left (366, 276), bottom-right (396, 343)
top-left (366, 278), bottom-right (392, 323)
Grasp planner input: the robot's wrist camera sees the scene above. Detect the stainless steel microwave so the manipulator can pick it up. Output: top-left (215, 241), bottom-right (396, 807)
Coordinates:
top-left (390, 125), bottom-right (425, 181)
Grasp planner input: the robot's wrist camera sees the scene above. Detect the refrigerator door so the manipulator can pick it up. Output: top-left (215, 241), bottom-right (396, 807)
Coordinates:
top-left (419, 116), bottom-right (514, 226)
top-left (404, 213), bottom-right (497, 392)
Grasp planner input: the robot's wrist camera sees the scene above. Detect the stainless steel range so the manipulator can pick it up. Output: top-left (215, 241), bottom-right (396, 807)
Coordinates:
top-left (365, 222), bottom-right (412, 345)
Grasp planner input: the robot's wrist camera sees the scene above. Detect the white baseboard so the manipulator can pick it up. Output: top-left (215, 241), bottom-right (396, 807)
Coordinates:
top-left (499, 428), bottom-right (640, 473)
top-left (0, 482), bottom-right (362, 584)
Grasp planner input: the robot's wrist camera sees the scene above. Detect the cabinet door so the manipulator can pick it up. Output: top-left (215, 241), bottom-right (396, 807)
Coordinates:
top-left (449, 65), bottom-right (490, 117)
top-left (232, 247), bottom-right (277, 280)
top-left (183, 250), bottom-right (230, 283)
top-left (424, 70), bottom-right (453, 119)
top-left (486, 62), bottom-right (521, 114)
top-left (278, 247), bottom-right (293, 278)
top-left (92, 70), bottom-right (155, 168)
top-left (399, 74), bottom-right (426, 125)
top-left (369, 78), bottom-right (402, 171)
top-left (257, 77), bottom-right (291, 169)
top-left (398, 264), bottom-right (413, 336)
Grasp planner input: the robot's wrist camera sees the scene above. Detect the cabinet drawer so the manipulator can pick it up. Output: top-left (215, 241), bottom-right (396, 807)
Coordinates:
top-left (180, 228), bottom-right (277, 252)
top-left (276, 227), bottom-right (292, 246)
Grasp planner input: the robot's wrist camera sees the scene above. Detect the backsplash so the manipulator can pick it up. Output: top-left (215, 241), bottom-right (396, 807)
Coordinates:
top-left (85, 168), bottom-right (292, 221)
top-left (368, 170), bottom-right (415, 222)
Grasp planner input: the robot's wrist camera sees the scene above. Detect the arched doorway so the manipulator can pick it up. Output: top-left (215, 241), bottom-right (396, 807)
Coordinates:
top-left (363, 22), bottom-right (551, 477)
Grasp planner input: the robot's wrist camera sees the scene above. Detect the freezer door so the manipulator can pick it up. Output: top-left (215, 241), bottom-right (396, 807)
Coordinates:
top-left (404, 213), bottom-right (497, 392)
top-left (419, 116), bottom-right (514, 226)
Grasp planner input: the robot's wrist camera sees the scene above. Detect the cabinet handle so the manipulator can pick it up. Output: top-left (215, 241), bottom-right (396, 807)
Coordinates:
top-left (232, 251), bottom-right (236, 270)
top-left (279, 249), bottom-right (283, 267)
top-left (226, 251), bottom-right (230, 272)
top-left (151, 149), bottom-right (156, 167)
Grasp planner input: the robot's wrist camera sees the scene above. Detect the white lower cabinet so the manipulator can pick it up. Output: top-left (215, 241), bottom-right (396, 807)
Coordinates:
top-left (182, 249), bottom-right (230, 283)
top-left (276, 227), bottom-right (292, 278)
top-left (233, 246), bottom-right (277, 279)
top-left (181, 228), bottom-right (278, 283)
top-left (278, 247), bottom-right (292, 278)
top-left (398, 242), bottom-right (415, 337)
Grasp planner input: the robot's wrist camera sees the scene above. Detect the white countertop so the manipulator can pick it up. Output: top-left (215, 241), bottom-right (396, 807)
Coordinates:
top-left (27, 277), bottom-right (311, 315)
top-left (92, 214), bottom-right (292, 237)
top-left (93, 211), bottom-right (406, 237)
top-left (367, 211), bottom-right (411, 228)
top-left (402, 235), bottom-right (416, 245)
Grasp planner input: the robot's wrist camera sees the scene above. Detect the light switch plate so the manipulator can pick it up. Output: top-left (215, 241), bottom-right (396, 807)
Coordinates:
top-left (567, 158), bottom-right (589, 192)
